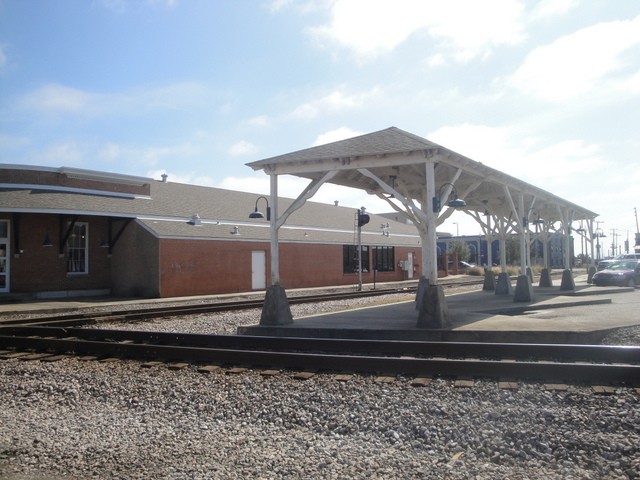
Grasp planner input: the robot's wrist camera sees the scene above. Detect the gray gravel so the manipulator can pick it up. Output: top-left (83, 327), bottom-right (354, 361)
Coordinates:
top-left (1, 293), bottom-right (639, 479)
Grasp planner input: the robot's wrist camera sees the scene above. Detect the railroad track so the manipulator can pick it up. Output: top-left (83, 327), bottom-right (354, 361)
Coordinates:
top-left (1, 326), bottom-right (638, 386)
top-left (0, 280), bottom-right (483, 328)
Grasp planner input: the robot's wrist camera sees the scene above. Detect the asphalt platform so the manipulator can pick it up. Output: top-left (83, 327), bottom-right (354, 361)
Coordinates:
top-left (238, 274), bottom-right (640, 344)
top-left (1, 274), bottom-right (639, 344)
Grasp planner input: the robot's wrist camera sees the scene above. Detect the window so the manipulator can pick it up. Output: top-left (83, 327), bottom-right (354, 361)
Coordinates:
top-left (343, 244), bottom-right (369, 274)
top-left (373, 246), bottom-right (395, 272)
top-left (67, 222), bottom-right (88, 274)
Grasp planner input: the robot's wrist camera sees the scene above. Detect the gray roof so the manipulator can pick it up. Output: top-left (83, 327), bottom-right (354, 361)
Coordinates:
top-left (0, 164), bottom-right (420, 245)
top-left (248, 127), bottom-right (439, 167)
top-left (247, 127), bottom-right (598, 224)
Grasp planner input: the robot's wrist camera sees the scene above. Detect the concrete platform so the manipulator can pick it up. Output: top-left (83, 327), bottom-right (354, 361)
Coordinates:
top-left (239, 275), bottom-right (640, 344)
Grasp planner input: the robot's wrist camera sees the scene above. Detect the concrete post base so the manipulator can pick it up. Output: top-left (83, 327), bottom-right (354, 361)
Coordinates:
top-left (514, 274), bottom-right (535, 302)
top-left (495, 272), bottom-right (512, 295)
top-left (482, 269), bottom-right (496, 291)
top-left (415, 276), bottom-right (429, 311)
top-left (587, 266), bottom-right (596, 284)
top-left (417, 284), bottom-right (449, 329)
top-left (259, 284), bottom-right (293, 325)
top-left (539, 268), bottom-right (553, 287)
top-left (560, 269), bottom-right (575, 291)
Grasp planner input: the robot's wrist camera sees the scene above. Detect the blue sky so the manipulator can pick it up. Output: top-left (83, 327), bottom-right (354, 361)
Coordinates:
top-left (1, 0), bottom-right (639, 247)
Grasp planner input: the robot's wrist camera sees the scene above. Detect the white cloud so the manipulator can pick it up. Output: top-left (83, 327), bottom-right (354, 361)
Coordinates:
top-left (217, 172), bottom-right (389, 211)
top-left (424, 0), bottom-right (526, 63)
top-left (229, 140), bottom-right (259, 157)
top-left (427, 123), bottom-right (608, 188)
top-left (309, 0), bottom-right (525, 62)
top-left (290, 87), bottom-right (381, 120)
top-left (312, 126), bottom-right (363, 146)
top-left (18, 82), bottom-right (210, 117)
top-left (0, 44), bottom-right (7, 70)
top-left (509, 16), bottom-right (640, 101)
top-left (35, 142), bottom-right (86, 166)
top-left (246, 115), bottom-right (271, 127)
top-left (531, 0), bottom-right (579, 19)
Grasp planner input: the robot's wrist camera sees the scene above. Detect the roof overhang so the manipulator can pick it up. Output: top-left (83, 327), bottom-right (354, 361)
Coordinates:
top-left (247, 127), bottom-right (598, 225)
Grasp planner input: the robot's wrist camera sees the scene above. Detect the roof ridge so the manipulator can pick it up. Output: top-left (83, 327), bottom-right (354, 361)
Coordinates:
top-left (247, 126), bottom-right (439, 168)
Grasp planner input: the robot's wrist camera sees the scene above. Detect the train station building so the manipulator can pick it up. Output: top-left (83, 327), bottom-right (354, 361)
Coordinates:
top-left (1, 127), bottom-right (598, 329)
top-left (0, 163), bottom-right (424, 299)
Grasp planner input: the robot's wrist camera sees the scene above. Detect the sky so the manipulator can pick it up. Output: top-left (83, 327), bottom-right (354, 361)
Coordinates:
top-left (1, 0), bottom-right (639, 251)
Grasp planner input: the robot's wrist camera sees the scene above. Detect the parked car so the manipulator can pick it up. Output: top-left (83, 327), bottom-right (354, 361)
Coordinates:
top-left (597, 254), bottom-right (640, 271)
top-left (592, 260), bottom-right (640, 287)
top-left (447, 260), bottom-right (476, 270)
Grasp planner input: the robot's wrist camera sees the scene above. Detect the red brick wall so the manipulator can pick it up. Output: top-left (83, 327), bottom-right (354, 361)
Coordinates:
top-left (3, 214), bottom-right (112, 294)
top-left (158, 239), bottom-right (265, 297)
top-left (1, 213), bottom-right (423, 298)
top-left (110, 222), bottom-right (159, 298)
top-left (157, 239), bottom-right (422, 297)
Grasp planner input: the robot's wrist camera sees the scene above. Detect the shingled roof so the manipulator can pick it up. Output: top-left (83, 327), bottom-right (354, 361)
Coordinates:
top-left (248, 127), bottom-right (439, 167)
top-left (0, 164), bottom-right (420, 246)
top-left (247, 126), bottom-right (598, 225)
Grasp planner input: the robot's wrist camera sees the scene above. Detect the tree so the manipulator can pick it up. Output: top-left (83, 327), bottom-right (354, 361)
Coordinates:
top-left (448, 240), bottom-right (470, 262)
top-left (505, 237), bottom-right (520, 264)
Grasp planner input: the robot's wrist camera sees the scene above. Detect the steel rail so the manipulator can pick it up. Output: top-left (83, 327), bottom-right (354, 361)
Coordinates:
top-left (1, 330), bottom-right (638, 385)
top-left (2, 326), bottom-right (639, 365)
top-left (0, 285), bottom-right (428, 327)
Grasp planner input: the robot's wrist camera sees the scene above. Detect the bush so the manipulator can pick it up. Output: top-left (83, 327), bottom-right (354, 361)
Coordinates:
top-left (467, 266), bottom-right (485, 276)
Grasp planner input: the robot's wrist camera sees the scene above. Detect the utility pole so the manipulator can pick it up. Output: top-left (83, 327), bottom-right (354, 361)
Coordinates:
top-left (595, 221), bottom-right (604, 262)
top-left (635, 208), bottom-right (640, 251)
top-left (356, 207), bottom-right (370, 291)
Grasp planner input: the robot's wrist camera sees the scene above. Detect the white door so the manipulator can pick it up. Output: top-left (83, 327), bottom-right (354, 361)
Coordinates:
top-left (0, 220), bottom-right (9, 293)
top-left (407, 252), bottom-right (414, 279)
top-left (251, 250), bottom-right (266, 290)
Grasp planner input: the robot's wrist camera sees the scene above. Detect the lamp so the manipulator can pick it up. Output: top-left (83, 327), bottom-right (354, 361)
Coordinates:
top-left (432, 183), bottom-right (466, 212)
top-left (249, 196), bottom-right (271, 221)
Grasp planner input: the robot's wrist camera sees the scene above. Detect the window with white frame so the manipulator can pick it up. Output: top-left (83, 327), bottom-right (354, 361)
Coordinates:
top-left (67, 222), bottom-right (88, 274)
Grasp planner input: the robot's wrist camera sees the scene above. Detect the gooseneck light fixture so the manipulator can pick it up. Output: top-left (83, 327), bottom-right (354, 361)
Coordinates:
top-left (249, 196), bottom-right (271, 221)
top-left (432, 183), bottom-right (466, 213)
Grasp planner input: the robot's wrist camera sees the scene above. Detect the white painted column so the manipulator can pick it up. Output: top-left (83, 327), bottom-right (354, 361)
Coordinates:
top-left (518, 194), bottom-right (527, 274)
top-left (269, 173), bottom-right (280, 285)
top-left (424, 160), bottom-right (438, 283)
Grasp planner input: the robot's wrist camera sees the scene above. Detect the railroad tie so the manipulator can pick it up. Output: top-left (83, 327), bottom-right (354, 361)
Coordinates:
top-left (498, 380), bottom-right (520, 390)
top-left (592, 386), bottom-right (616, 395)
top-left (374, 376), bottom-right (396, 384)
top-left (41, 354), bottom-right (70, 362)
top-left (18, 353), bottom-right (54, 361)
top-left (141, 361), bottom-right (165, 369)
top-left (1, 352), bottom-right (32, 359)
top-left (167, 363), bottom-right (190, 370)
top-left (454, 378), bottom-right (475, 388)
top-left (410, 376), bottom-right (432, 387)
top-left (292, 371), bottom-right (316, 380)
top-left (197, 365), bottom-right (221, 374)
top-left (226, 367), bottom-right (248, 375)
top-left (544, 383), bottom-right (569, 391)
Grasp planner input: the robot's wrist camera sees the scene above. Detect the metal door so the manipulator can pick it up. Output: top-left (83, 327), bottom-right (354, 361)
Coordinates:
top-left (407, 252), bottom-right (414, 279)
top-left (0, 221), bottom-right (9, 292)
top-left (251, 251), bottom-right (266, 290)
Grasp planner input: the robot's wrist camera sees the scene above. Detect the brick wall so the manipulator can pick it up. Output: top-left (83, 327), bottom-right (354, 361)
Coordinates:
top-left (3, 214), bottom-right (112, 294)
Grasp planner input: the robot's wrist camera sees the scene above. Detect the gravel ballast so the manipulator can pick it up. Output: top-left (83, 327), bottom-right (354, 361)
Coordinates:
top-left (1, 293), bottom-right (639, 479)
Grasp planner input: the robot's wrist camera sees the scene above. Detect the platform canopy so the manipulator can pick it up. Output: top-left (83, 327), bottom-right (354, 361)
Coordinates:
top-left (247, 126), bottom-right (599, 327)
top-left (248, 126), bottom-right (597, 227)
